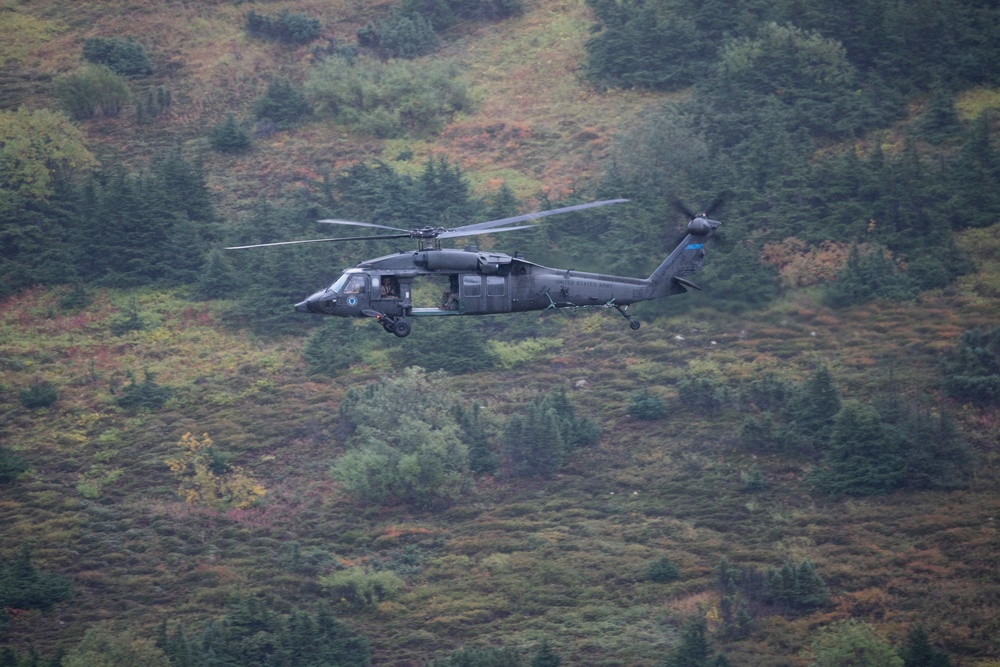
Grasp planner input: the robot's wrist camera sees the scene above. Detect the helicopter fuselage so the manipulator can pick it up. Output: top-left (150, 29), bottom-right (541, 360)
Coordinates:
top-left (295, 218), bottom-right (714, 336)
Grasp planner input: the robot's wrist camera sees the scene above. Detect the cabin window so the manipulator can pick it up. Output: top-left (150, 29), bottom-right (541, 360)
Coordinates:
top-left (486, 276), bottom-right (505, 297)
top-left (462, 275), bottom-right (481, 297)
top-left (380, 275), bottom-right (399, 298)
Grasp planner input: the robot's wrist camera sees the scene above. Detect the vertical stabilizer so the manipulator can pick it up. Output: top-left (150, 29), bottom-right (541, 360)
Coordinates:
top-left (644, 216), bottom-right (720, 300)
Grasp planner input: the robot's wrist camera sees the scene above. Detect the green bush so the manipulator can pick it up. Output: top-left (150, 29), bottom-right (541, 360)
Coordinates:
top-left (676, 372), bottom-right (727, 414)
top-left (809, 620), bottom-right (902, 667)
top-left (763, 560), bottom-right (829, 612)
top-left (0, 545), bottom-right (72, 611)
top-left (306, 55), bottom-right (471, 138)
top-left (209, 115), bottom-right (252, 153)
top-left (0, 445), bottom-right (29, 483)
top-left (426, 646), bottom-right (524, 667)
top-left (359, 13), bottom-right (439, 59)
top-left (245, 9), bottom-right (321, 45)
top-left (116, 371), bottom-right (173, 410)
top-left (627, 388), bottom-right (668, 420)
top-left (82, 36), bottom-right (153, 76)
top-left (644, 556), bottom-right (681, 583)
top-left (823, 245), bottom-right (916, 308)
top-left (19, 378), bottom-right (58, 409)
top-left (319, 567), bottom-right (405, 608)
top-left (53, 65), bottom-right (130, 120)
top-left (330, 368), bottom-right (474, 507)
top-left (941, 326), bottom-right (1000, 404)
top-left (252, 78), bottom-right (312, 130)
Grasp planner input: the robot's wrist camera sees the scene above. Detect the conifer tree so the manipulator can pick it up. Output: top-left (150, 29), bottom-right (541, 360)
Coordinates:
top-left (941, 326), bottom-right (1000, 404)
top-left (530, 640), bottom-right (561, 667)
top-left (662, 617), bottom-right (729, 667)
top-left (811, 401), bottom-right (905, 495)
top-left (951, 113), bottom-right (1000, 229)
top-left (504, 400), bottom-right (564, 478)
top-left (899, 625), bottom-right (951, 667)
top-left (788, 362), bottom-right (841, 444)
top-left (454, 401), bottom-right (498, 475)
top-left (210, 114), bottom-right (252, 153)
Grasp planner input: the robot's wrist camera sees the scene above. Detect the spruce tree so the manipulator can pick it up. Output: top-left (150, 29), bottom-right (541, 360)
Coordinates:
top-left (662, 617), bottom-right (728, 667)
top-left (789, 362), bottom-right (841, 444)
top-left (530, 640), bottom-right (561, 667)
top-left (210, 115), bottom-right (252, 153)
top-left (900, 625), bottom-right (951, 667)
top-left (811, 401), bottom-right (905, 495)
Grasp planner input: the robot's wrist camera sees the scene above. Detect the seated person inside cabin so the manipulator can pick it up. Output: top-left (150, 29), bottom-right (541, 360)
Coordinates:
top-left (441, 275), bottom-right (460, 310)
top-left (380, 276), bottom-right (399, 298)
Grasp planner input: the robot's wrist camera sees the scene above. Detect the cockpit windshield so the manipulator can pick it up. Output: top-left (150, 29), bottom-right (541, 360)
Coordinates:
top-left (328, 273), bottom-right (350, 293)
top-left (328, 271), bottom-right (366, 294)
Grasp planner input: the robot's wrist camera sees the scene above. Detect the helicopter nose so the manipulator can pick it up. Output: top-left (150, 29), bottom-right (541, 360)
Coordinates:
top-left (295, 299), bottom-right (312, 313)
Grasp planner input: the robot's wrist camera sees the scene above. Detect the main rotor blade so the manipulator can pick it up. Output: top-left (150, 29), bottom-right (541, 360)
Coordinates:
top-left (673, 198), bottom-right (698, 220)
top-left (437, 224), bottom-right (539, 239)
top-left (703, 192), bottom-right (729, 217)
top-left (226, 233), bottom-right (412, 250)
top-left (317, 219), bottom-right (411, 233)
top-left (454, 198), bottom-right (628, 233)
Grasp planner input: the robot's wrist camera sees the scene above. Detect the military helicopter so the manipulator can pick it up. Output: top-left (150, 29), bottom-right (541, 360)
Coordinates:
top-left (227, 198), bottom-right (721, 337)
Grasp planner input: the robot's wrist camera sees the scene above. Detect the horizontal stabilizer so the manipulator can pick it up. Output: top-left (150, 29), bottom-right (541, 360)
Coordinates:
top-left (673, 276), bottom-right (703, 291)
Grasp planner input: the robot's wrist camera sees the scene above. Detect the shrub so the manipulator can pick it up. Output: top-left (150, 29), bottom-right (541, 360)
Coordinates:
top-left (0, 545), bottom-right (72, 611)
top-left (644, 556), bottom-right (681, 583)
top-left (809, 619), bottom-right (902, 667)
top-left (676, 372), bottom-right (727, 413)
top-left (245, 9), bottom-right (321, 45)
top-left (331, 369), bottom-right (474, 507)
top-left (0, 445), bottom-right (29, 483)
top-left (82, 36), bottom-right (153, 76)
top-left (116, 371), bottom-right (173, 410)
top-left (306, 55), bottom-right (471, 138)
top-left (53, 65), bottom-right (130, 120)
top-left (426, 646), bottom-right (524, 667)
top-left (252, 78), bottom-right (312, 130)
top-left (136, 85), bottom-right (171, 124)
top-left (368, 13), bottom-right (438, 59)
top-left (740, 465), bottom-right (767, 492)
top-left (209, 115), bottom-right (252, 153)
top-left (627, 388), bottom-right (668, 420)
top-left (763, 560), bottom-right (830, 612)
top-left (319, 567), bottom-right (405, 608)
top-left (823, 245), bottom-right (916, 308)
top-left (19, 378), bottom-right (57, 409)
top-left (63, 624), bottom-right (170, 667)
top-left (165, 432), bottom-right (266, 510)
top-left (940, 326), bottom-right (1000, 404)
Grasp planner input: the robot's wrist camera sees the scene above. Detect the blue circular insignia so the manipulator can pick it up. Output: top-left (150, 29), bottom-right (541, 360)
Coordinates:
top-left (347, 296), bottom-right (358, 306)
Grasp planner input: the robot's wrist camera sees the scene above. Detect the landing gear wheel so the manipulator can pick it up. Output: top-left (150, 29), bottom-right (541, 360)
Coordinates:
top-left (392, 320), bottom-right (411, 338)
top-left (629, 319), bottom-right (641, 330)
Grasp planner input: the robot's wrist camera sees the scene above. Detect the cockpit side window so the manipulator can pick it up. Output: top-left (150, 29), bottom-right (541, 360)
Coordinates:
top-left (343, 275), bottom-right (366, 294)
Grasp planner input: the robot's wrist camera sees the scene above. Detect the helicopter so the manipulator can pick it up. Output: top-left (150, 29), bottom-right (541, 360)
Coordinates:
top-left (227, 198), bottom-right (722, 337)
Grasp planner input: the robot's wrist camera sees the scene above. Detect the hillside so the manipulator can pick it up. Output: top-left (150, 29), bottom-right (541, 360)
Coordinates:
top-left (2, 0), bottom-right (1000, 666)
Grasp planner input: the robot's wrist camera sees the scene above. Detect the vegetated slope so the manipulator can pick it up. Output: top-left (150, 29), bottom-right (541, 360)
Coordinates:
top-left (1, 240), bottom-right (999, 666)
top-left (2, 1), bottom-right (1000, 666)
top-left (2, 0), bottom-right (647, 209)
